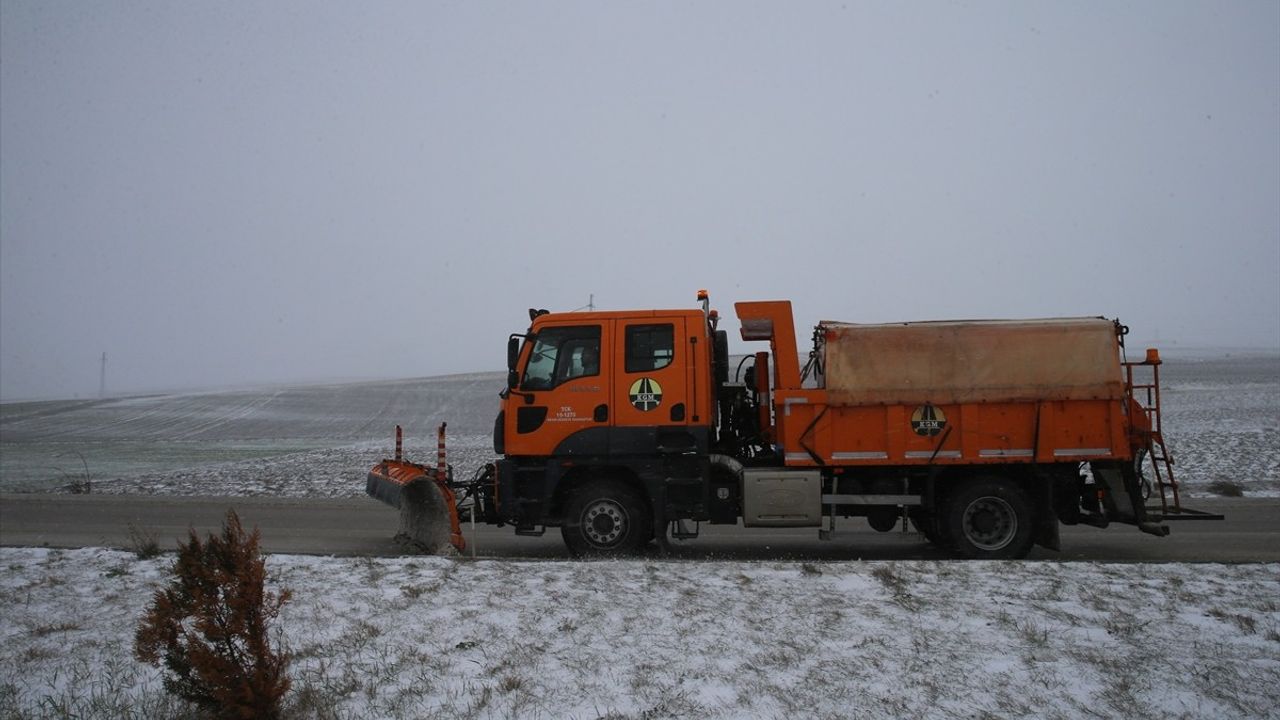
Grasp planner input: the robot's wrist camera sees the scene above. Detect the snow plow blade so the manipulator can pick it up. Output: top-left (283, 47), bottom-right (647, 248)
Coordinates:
top-left (366, 459), bottom-right (465, 554)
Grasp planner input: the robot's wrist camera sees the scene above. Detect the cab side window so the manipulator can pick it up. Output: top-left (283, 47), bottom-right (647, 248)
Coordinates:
top-left (625, 324), bottom-right (674, 373)
top-left (521, 325), bottom-right (601, 390)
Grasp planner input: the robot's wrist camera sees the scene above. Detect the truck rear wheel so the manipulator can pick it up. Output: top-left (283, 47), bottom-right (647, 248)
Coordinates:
top-left (944, 477), bottom-right (1035, 559)
top-left (561, 480), bottom-right (651, 557)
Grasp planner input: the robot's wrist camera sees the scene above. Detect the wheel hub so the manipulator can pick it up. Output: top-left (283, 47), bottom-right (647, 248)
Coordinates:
top-left (582, 500), bottom-right (627, 547)
top-left (962, 496), bottom-right (1017, 551)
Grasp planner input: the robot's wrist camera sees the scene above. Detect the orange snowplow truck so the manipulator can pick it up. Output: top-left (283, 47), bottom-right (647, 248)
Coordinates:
top-left (368, 291), bottom-right (1221, 558)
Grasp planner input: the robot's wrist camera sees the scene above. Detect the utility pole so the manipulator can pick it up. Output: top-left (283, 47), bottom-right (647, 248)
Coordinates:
top-left (588, 293), bottom-right (594, 311)
top-left (99, 352), bottom-right (106, 398)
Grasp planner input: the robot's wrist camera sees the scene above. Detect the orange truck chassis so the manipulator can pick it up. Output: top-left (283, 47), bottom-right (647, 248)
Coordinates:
top-left (368, 292), bottom-right (1221, 558)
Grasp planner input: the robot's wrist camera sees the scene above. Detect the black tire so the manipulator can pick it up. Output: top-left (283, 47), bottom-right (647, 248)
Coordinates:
top-left (944, 477), bottom-right (1035, 559)
top-left (560, 480), bottom-right (652, 557)
top-left (867, 508), bottom-right (899, 533)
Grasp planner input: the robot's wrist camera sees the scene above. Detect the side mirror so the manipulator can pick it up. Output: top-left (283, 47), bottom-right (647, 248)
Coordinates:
top-left (507, 336), bottom-right (522, 389)
top-left (507, 336), bottom-right (521, 372)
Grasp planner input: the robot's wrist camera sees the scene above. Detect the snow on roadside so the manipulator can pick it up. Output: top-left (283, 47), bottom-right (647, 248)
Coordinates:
top-left (2, 548), bottom-right (1277, 719)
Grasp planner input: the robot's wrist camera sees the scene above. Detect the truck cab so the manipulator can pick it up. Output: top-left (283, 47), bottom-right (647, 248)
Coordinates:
top-left (493, 307), bottom-right (719, 553)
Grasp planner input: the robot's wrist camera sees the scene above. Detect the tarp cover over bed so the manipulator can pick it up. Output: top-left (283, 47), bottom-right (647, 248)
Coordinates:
top-left (819, 317), bottom-right (1124, 406)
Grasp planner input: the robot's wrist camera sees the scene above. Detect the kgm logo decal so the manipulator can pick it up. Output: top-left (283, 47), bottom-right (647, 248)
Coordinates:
top-left (910, 404), bottom-right (947, 437)
top-left (628, 377), bottom-right (663, 411)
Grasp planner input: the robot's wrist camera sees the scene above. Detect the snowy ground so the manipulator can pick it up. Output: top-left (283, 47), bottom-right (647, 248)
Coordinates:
top-left (1, 547), bottom-right (1277, 720)
top-left (1, 354), bottom-right (1277, 498)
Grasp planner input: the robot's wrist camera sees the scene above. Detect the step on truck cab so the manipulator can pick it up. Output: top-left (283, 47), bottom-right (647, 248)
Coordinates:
top-left (368, 291), bottom-right (1221, 558)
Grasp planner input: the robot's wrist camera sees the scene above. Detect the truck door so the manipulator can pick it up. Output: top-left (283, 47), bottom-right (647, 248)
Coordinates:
top-left (613, 317), bottom-right (689, 428)
top-left (508, 321), bottom-right (611, 455)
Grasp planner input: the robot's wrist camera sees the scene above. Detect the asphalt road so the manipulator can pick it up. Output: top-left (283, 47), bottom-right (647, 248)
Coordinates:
top-left (1, 494), bottom-right (1274, 562)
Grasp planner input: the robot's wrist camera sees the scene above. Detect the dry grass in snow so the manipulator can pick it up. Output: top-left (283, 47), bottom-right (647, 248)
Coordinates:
top-left (2, 548), bottom-right (1278, 719)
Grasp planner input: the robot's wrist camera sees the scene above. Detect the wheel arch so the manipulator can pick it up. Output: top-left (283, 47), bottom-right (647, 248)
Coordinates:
top-left (942, 468), bottom-right (1041, 559)
top-left (549, 464), bottom-right (649, 525)
top-left (557, 468), bottom-right (654, 556)
top-left (960, 464), bottom-right (1062, 552)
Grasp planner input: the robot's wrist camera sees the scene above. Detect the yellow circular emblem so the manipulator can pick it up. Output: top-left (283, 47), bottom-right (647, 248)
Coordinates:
top-left (910, 404), bottom-right (947, 437)
top-left (628, 377), bottom-right (663, 411)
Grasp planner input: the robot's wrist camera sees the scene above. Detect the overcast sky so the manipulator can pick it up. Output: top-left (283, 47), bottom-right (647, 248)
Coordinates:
top-left (2, 2), bottom-right (1277, 400)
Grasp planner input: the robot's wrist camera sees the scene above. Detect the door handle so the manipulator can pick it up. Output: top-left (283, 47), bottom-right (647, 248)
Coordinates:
top-left (594, 404), bottom-right (609, 422)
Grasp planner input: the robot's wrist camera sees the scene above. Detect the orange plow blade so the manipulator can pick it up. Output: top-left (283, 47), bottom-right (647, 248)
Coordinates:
top-left (366, 459), bottom-right (465, 554)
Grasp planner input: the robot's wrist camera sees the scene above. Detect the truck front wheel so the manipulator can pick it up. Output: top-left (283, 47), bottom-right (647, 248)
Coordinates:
top-left (944, 477), bottom-right (1035, 559)
top-left (561, 480), bottom-right (651, 557)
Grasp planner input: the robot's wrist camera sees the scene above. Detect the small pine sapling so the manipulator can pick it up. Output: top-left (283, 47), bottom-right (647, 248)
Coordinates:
top-left (135, 510), bottom-right (292, 719)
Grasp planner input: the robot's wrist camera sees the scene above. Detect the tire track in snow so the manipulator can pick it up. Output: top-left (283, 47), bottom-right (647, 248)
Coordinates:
top-left (0, 399), bottom-right (112, 428)
top-left (1, 394), bottom-right (192, 442)
top-left (96, 394), bottom-right (213, 441)
top-left (352, 383), bottom-right (405, 439)
top-left (168, 389), bottom-right (284, 441)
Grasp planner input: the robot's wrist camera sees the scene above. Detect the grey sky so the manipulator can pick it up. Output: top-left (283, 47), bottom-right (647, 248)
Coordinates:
top-left (2, 1), bottom-right (1277, 400)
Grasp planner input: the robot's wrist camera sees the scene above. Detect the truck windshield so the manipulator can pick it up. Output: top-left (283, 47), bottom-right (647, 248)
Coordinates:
top-left (521, 325), bottom-right (601, 391)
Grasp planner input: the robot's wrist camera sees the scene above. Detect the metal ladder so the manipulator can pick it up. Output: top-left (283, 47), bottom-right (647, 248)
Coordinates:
top-left (1123, 350), bottom-right (1181, 515)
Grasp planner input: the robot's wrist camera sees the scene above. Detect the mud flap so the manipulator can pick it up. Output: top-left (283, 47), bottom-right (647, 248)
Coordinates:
top-left (1034, 480), bottom-right (1061, 552)
top-left (1092, 461), bottom-right (1170, 537)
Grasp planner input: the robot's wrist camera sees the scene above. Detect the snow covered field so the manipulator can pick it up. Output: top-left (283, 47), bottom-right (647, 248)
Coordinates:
top-left (2, 547), bottom-right (1278, 720)
top-left (0, 373), bottom-right (501, 496)
top-left (1157, 353), bottom-right (1280, 496)
top-left (1, 353), bottom-right (1278, 498)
